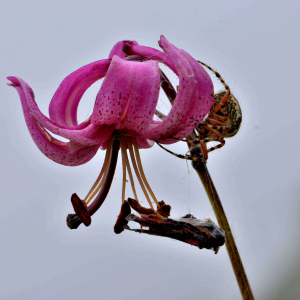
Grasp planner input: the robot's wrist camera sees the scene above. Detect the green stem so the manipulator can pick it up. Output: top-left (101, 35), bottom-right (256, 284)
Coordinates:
top-left (192, 160), bottom-right (254, 300)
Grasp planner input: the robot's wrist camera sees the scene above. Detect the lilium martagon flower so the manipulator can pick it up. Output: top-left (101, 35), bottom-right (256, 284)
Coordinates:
top-left (8, 35), bottom-right (214, 231)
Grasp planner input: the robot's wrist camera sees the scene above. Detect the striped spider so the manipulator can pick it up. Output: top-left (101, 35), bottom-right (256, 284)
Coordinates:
top-left (157, 61), bottom-right (242, 162)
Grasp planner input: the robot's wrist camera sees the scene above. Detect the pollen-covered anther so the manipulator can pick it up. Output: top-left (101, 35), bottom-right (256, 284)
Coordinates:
top-left (70, 193), bottom-right (91, 226)
top-left (114, 200), bottom-right (131, 234)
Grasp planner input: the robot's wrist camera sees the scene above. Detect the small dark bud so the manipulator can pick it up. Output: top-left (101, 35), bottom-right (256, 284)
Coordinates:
top-left (66, 214), bottom-right (82, 229)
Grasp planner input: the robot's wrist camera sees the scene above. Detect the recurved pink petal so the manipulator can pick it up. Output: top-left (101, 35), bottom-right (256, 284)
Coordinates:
top-left (156, 36), bottom-right (214, 143)
top-left (91, 56), bottom-right (160, 134)
top-left (49, 59), bottom-right (111, 127)
top-left (98, 137), bottom-right (153, 150)
top-left (135, 138), bottom-right (154, 149)
top-left (108, 40), bottom-right (139, 59)
top-left (8, 81), bottom-right (99, 166)
top-left (125, 42), bottom-right (177, 75)
top-left (135, 36), bottom-right (213, 142)
top-left (8, 76), bottom-right (115, 146)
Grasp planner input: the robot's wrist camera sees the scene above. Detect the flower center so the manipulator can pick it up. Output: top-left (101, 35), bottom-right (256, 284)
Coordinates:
top-left (66, 130), bottom-right (160, 229)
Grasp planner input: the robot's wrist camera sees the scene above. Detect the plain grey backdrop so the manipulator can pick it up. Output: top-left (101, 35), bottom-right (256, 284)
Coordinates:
top-left (1, 1), bottom-right (300, 299)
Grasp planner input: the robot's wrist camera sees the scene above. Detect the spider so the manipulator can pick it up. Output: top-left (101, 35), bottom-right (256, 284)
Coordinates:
top-left (114, 198), bottom-right (226, 253)
top-left (156, 61), bottom-right (242, 162)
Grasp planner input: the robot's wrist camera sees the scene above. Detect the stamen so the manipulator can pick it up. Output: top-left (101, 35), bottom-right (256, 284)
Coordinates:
top-left (114, 200), bottom-right (131, 234)
top-left (67, 132), bottom-right (120, 229)
top-left (132, 138), bottom-right (160, 207)
top-left (155, 109), bottom-right (166, 120)
top-left (84, 139), bottom-right (112, 204)
top-left (87, 133), bottom-right (120, 216)
top-left (121, 144), bottom-right (127, 203)
top-left (120, 135), bottom-right (139, 201)
top-left (126, 137), bottom-right (154, 210)
top-left (85, 163), bottom-right (109, 205)
top-left (71, 193), bottom-right (91, 226)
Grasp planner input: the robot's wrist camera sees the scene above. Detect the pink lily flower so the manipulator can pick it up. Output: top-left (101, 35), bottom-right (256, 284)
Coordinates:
top-left (8, 35), bottom-right (213, 229)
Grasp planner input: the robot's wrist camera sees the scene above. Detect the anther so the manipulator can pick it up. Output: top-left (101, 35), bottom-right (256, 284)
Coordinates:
top-left (114, 200), bottom-right (131, 234)
top-left (70, 193), bottom-right (91, 226)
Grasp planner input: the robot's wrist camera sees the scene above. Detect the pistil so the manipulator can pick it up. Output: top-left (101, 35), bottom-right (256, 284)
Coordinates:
top-left (126, 137), bottom-right (154, 210)
top-left (87, 133), bottom-right (120, 215)
top-left (67, 131), bottom-right (120, 229)
top-left (67, 131), bottom-right (162, 229)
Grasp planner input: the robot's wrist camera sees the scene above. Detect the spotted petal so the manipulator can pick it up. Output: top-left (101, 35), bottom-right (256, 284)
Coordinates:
top-left (49, 59), bottom-right (111, 127)
top-left (108, 40), bottom-right (139, 59)
top-left (127, 35), bottom-right (214, 143)
top-left (8, 81), bottom-right (99, 166)
top-left (8, 76), bottom-right (115, 146)
top-left (91, 56), bottom-right (160, 133)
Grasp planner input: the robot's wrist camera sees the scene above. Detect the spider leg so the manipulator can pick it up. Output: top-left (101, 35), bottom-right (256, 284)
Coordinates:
top-left (203, 124), bottom-right (231, 136)
top-left (206, 138), bottom-right (226, 153)
top-left (167, 136), bottom-right (189, 142)
top-left (191, 117), bottom-right (231, 134)
top-left (198, 60), bottom-right (230, 94)
top-left (194, 121), bottom-right (230, 138)
top-left (210, 113), bottom-right (228, 122)
top-left (211, 93), bottom-right (230, 114)
top-left (198, 60), bottom-right (231, 114)
top-left (204, 117), bottom-right (228, 127)
top-left (155, 142), bottom-right (205, 162)
top-left (197, 122), bottom-right (224, 137)
top-left (198, 139), bottom-right (208, 161)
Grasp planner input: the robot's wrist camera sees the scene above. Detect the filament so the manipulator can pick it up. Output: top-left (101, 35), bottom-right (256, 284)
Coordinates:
top-left (126, 137), bottom-right (154, 210)
top-left (121, 146), bottom-right (127, 203)
top-left (86, 163), bottom-right (109, 205)
top-left (120, 135), bottom-right (138, 201)
top-left (87, 135), bottom-right (120, 216)
top-left (132, 138), bottom-right (159, 207)
top-left (84, 139), bottom-right (112, 204)
top-left (155, 109), bottom-right (166, 120)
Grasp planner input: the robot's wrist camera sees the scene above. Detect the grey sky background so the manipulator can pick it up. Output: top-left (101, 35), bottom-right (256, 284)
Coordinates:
top-left (1, 1), bottom-right (300, 299)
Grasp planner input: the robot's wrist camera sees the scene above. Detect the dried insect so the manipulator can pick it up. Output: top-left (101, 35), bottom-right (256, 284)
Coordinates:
top-left (114, 198), bottom-right (226, 253)
top-left (156, 62), bottom-right (242, 162)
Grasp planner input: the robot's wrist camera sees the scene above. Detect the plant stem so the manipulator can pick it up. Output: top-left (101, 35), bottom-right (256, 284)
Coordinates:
top-left (157, 67), bottom-right (254, 299)
top-left (192, 159), bottom-right (254, 300)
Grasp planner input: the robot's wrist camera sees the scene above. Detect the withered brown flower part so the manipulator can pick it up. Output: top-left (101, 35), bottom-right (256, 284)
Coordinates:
top-left (126, 213), bottom-right (226, 254)
top-left (156, 200), bottom-right (171, 218)
top-left (113, 198), bottom-right (224, 253)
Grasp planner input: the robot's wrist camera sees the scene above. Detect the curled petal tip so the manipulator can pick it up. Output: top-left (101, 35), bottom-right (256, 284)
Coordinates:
top-left (7, 76), bottom-right (19, 86)
top-left (109, 40), bottom-right (139, 59)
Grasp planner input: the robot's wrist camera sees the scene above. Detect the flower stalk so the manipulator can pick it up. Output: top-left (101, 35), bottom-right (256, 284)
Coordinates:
top-left (158, 68), bottom-right (254, 299)
top-left (187, 135), bottom-right (254, 300)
